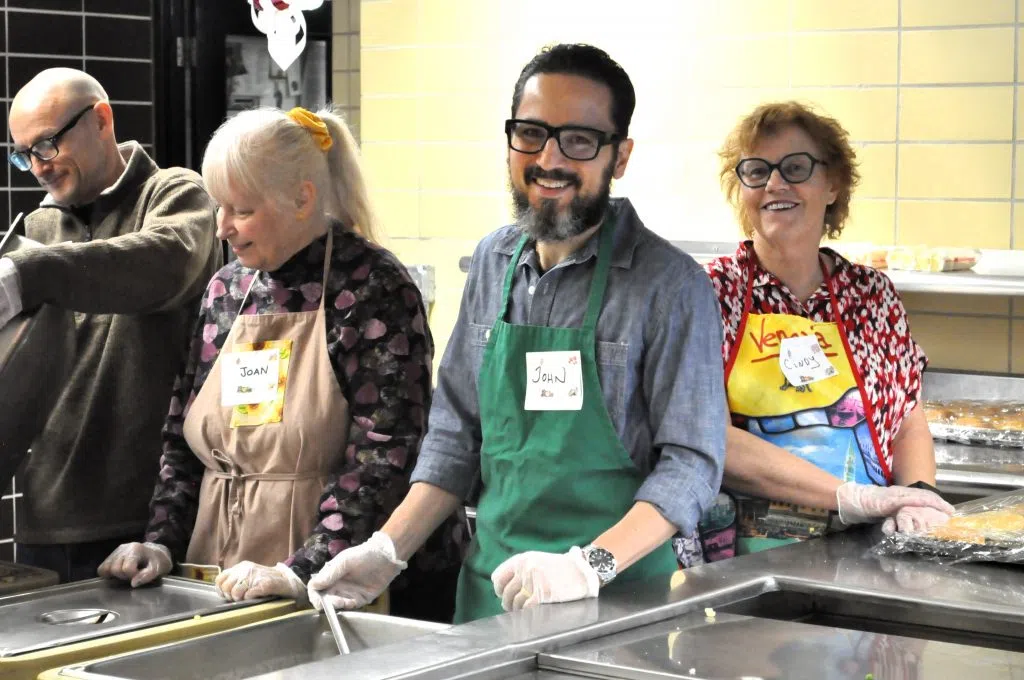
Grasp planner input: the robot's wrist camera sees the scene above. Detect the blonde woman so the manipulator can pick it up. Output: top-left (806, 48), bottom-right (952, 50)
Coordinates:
top-left (99, 107), bottom-right (466, 622)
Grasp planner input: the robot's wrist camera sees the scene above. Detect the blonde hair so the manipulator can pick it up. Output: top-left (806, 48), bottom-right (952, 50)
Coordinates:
top-left (201, 106), bottom-right (379, 243)
top-left (719, 101), bottom-right (860, 239)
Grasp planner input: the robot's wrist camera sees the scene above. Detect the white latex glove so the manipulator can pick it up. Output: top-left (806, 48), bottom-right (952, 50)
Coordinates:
top-left (215, 561), bottom-right (308, 604)
top-left (0, 258), bottom-right (23, 328)
top-left (491, 547), bottom-right (600, 612)
top-left (97, 542), bottom-right (173, 588)
top-left (881, 505), bottom-right (952, 536)
top-left (836, 482), bottom-right (954, 526)
top-left (306, 531), bottom-right (406, 611)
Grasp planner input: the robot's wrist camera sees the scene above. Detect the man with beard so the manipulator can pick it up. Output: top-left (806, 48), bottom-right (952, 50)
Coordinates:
top-left (304, 44), bottom-right (725, 622)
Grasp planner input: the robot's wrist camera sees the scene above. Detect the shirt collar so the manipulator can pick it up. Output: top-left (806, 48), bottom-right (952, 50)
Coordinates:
top-left (737, 240), bottom-right (852, 299)
top-left (493, 197), bottom-right (643, 271)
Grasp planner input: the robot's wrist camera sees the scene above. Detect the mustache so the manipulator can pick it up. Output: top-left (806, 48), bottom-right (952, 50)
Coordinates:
top-left (524, 166), bottom-right (581, 187)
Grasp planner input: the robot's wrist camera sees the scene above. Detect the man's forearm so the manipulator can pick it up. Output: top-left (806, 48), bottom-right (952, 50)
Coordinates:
top-left (591, 501), bottom-right (677, 572)
top-left (381, 482), bottom-right (463, 562)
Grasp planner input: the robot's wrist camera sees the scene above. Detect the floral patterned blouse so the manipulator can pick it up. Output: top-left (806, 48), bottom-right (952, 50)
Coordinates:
top-left (144, 222), bottom-right (467, 586)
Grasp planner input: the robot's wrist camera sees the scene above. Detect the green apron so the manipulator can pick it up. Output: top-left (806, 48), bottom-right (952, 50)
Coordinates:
top-left (453, 222), bottom-right (678, 623)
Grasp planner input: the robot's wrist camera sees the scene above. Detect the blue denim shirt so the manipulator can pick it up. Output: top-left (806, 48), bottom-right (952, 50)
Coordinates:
top-left (411, 198), bottom-right (725, 534)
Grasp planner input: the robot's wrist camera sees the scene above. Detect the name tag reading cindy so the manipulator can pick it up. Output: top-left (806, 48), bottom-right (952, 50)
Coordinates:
top-left (221, 348), bottom-right (282, 406)
top-left (779, 335), bottom-right (837, 387)
top-left (524, 351), bottom-right (584, 411)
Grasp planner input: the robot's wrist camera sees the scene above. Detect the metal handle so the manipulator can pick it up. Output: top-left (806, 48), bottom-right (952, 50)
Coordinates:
top-left (321, 597), bottom-right (350, 655)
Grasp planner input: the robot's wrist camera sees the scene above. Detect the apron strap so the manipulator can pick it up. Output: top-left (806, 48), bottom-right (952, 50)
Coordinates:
top-left (499, 234), bottom-right (530, 323)
top-left (318, 229), bottom-right (334, 311)
top-left (233, 224), bottom-right (335, 317)
top-left (581, 218), bottom-right (615, 334)
top-left (497, 216), bottom-right (616, 330)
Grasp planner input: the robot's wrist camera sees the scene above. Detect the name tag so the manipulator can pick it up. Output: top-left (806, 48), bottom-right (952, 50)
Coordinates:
top-left (524, 350), bottom-right (584, 411)
top-left (221, 348), bottom-right (282, 406)
top-left (779, 335), bottom-right (837, 387)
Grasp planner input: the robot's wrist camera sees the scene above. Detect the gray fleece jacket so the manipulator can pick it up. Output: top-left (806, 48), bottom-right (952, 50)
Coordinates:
top-left (7, 142), bottom-right (221, 543)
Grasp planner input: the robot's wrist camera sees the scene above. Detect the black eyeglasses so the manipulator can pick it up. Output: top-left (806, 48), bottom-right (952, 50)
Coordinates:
top-left (735, 152), bottom-right (827, 188)
top-left (9, 104), bottom-right (96, 172)
top-left (505, 119), bottom-right (620, 161)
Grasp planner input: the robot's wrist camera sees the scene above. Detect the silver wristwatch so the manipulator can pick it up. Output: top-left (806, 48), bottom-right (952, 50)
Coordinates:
top-left (582, 544), bottom-right (617, 587)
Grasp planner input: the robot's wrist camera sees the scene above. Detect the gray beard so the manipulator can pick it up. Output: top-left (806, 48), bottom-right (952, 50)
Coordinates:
top-left (510, 162), bottom-right (615, 243)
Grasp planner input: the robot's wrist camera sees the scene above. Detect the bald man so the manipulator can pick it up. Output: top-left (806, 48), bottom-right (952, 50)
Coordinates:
top-left (2, 68), bottom-right (221, 581)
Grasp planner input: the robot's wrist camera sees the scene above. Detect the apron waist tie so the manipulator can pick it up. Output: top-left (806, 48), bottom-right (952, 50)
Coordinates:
top-left (208, 448), bottom-right (324, 482)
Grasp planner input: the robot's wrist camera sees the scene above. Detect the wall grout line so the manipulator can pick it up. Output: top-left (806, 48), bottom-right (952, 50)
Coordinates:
top-left (893, 0), bottom-right (903, 243)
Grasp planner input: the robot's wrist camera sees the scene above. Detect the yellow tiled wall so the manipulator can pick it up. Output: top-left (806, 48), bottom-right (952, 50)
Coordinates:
top-left (346, 0), bottom-right (1024, 376)
top-left (332, 0), bottom-right (361, 138)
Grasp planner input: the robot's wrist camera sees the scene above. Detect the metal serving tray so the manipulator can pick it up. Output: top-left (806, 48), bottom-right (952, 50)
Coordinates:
top-left (58, 611), bottom-right (448, 680)
top-left (539, 609), bottom-right (1024, 680)
top-left (0, 577), bottom-right (266, 658)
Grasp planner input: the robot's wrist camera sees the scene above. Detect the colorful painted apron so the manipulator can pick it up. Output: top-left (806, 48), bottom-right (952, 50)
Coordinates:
top-left (454, 222), bottom-right (678, 622)
top-left (702, 253), bottom-right (891, 556)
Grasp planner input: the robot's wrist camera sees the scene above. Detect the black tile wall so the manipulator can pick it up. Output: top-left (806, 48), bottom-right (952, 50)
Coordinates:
top-left (10, 55), bottom-right (81, 94)
top-left (0, 502), bottom-right (13, 543)
top-left (85, 0), bottom-right (150, 16)
top-left (85, 58), bottom-right (151, 102)
top-left (113, 103), bottom-right (153, 144)
top-left (85, 16), bottom-right (150, 59)
top-left (9, 1), bottom-right (83, 11)
top-left (11, 190), bottom-right (45, 221)
top-left (8, 11), bottom-right (83, 55)
top-left (1, 3), bottom-right (155, 552)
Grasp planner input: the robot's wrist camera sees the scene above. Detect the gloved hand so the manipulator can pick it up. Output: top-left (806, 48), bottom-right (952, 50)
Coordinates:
top-left (836, 482), bottom-right (954, 526)
top-left (0, 258), bottom-right (23, 328)
top-left (215, 561), bottom-right (308, 604)
top-left (491, 546), bottom-right (599, 612)
top-left (881, 505), bottom-right (952, 536)
top-left (97, 542), bottom-right (173, 588)
top-left (307, 531), bottom-right (406, 611)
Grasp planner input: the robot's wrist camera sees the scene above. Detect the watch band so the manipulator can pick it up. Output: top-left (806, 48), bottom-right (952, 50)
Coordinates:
top-left (582, 544), bottom-right (617, 587)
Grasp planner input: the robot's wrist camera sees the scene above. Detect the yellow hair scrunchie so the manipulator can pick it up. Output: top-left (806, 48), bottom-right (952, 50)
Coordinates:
top-left (286, 107), bottom-right (333, 152)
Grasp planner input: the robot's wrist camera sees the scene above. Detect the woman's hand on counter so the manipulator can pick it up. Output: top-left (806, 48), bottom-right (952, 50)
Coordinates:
top-left (836, 482), bottom-right (954, 526)
top-left (881, 505), bottom-right (951, 536)
top-left (491, 547), bottom-right (599, 611)
top-left (97, 541), bottom-right (173, 587)
top-left (215, 562), bottom-right (307, 603)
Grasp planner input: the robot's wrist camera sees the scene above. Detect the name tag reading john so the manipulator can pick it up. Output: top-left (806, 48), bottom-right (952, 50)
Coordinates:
top-left (779, 335), bottom-right (837, 387)
top-left (524, 351), bottom-right (584, 411)
top-left (221, 348), bottom-right (282, 407)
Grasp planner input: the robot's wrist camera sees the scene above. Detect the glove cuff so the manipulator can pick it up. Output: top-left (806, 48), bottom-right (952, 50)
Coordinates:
top-left (368, 531), bottom-right (408, 571)
top-left (835, 481), bottom-right (861, 526)
top-left (567, 546), bottom-right (600, 598)
top-left (143, 542), bottom-right (173, 564)
top-left (274, 563), bottom-right (311, 604)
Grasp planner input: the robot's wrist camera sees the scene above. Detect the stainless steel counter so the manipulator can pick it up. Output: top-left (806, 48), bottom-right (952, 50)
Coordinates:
top-left (0, 577), bottom-right (264, 657)
top-left (64, 529), bottom-right (1024, 680)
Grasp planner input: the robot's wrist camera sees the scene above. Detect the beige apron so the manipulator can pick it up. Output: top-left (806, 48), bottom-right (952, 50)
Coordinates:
top-left (183, 232), bottom-right (349, 568)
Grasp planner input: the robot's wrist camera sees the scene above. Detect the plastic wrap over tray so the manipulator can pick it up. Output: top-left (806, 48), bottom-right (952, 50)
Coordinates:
top-left (924, 399), bottom-right (1024, 449)
top-left (873, 489), bottom-right (1024, 564)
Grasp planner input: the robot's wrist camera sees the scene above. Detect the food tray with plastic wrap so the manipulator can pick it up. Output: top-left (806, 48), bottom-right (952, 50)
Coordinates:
top-left (924, 399), bottom-right (1024, 449)
top-left (874, 489), bottom-right (1024, 564)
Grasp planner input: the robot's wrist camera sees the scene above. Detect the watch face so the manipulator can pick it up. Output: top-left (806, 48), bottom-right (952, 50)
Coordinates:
top-left (587, 546), bottom-right (616, 577)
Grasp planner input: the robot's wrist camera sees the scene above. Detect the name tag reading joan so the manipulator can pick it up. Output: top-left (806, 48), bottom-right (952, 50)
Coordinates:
top-left (221, 348), bottom-right (282, 406)
top-left (524, 350), bottom-right (584, 411)
top-left (779, 335), bottom-right (837, 387)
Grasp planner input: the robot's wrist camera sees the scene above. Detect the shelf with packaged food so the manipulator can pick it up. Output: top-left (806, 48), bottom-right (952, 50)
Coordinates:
top-left (671, 241), bottom-right (1024, 297)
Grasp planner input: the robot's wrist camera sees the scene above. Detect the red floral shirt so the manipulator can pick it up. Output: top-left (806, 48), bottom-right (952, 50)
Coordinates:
top-left (704, 241), bottom-right (928, 472)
